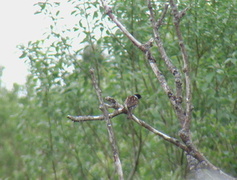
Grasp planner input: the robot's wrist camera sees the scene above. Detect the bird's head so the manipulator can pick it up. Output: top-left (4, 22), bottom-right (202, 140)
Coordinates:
top-left (134, 94), bottom-right (142, 99)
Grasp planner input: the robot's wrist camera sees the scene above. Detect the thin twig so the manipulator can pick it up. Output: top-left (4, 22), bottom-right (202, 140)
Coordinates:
top-left (128, 132), bottom-right (142, 180)
top-left (156, 3), bottom-right (169, 28)
top-left (90, 68), bottom-right (124, 180)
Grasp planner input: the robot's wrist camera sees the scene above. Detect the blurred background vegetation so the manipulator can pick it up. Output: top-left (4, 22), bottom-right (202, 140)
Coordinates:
top-left (0, 0), bottom-right (236, 179)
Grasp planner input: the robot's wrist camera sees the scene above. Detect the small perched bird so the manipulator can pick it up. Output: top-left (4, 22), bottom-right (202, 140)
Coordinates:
top-left (124, 94), bottom-right (142, 117)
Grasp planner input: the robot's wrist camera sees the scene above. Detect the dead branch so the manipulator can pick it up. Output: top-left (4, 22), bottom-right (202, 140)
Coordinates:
top-left (66, 1), bottom-right (236, 179)
top-left (169, 0), bottom-right (192, 130)
top-left (97, 0), bottom-right (236, 179)
top-left (100, 0), bottom-right (185, 125)
top-left (147, 1), bottom-right (182, 96)
top-left (67, 96), bottom-right (188, 153)
top-left (67, 109), bottom-right (124, 122)
top-left (90, 68), bottom-right (124, 180)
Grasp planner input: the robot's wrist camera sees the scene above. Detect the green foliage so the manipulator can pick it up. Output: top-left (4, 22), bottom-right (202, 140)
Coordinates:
top-left (0, 0), bottom-right (236, 179)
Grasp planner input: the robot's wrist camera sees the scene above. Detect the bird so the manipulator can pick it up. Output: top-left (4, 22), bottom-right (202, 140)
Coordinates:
top-left (124, 94), bottom-right (142, 117)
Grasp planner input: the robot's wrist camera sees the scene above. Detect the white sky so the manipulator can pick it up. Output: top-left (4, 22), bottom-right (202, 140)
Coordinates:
top-left (0, 0), bottom-right (114, 90)
top-left (0, 0), bottom-right (49, 89)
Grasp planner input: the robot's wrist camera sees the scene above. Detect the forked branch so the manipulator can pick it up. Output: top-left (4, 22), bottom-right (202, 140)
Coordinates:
top-left (68, 97), bottom-right (187, 150)
top-left (66, 1), bottom-right (235, 179)
top-left (97, 1), bottom-right (235, 179)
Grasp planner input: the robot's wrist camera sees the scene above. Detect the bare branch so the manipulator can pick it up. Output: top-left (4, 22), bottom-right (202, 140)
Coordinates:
top-left (147, 0), bottom-right (183, 108)
top-left (65, 1), bottom-right (236, 179)
top-left (90, 68), bottom-right (124, 180)
top-left (100, 0), bottom-right (144, 52)
top-left (179, 7), bottom-right (189, 20)
top-left (145, 51), bottom-right (185, 122)
top-left (68, 109), bottom-right (189, 154)
top-left (156, 3), bottom-right (169, 28)
top-left (130, 114), bottom-right (189, 152)
top-left (68, 96), bottom-right (187, 154)
top-left (169, 0), bottom-right (192, 130)
top-left (100, 0), bottom-right (185, 124)
top-left (67, 98), bottom-right (226, 176)
top-left (67, 108), bottom-right (124, 122)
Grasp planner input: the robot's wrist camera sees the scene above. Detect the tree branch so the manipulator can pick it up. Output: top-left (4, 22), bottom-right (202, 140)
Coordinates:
top-left (156, 3), bottom-right (169, 28)
top-left (100, 0), bottom-right (144, 51)
top-left (68, 97), bottom-right (188, 154)
top-left (90, 68), bottom-right (124, 180)
top-left (100, 0), bottom-right (185, 124)
top-left (129, 114), bottom-right (188, 152)
top-left (66, 1), bottom-right (236, 179)
top-left (98, 1), bottom-right (236, 179)
top-left (169, 0), bottom-right (192, 129)
top-left (67, 109), bottom-right (124, 122)
top-left (147, 0), bottom-right (184, 122)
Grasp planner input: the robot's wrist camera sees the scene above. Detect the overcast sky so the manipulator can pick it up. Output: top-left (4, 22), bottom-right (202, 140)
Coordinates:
top-left (0, 0), bottom-right (112, 90)
top-left (0, 0), bottom-right (49, 89)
